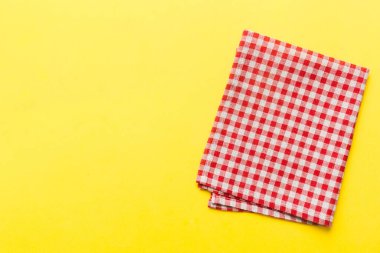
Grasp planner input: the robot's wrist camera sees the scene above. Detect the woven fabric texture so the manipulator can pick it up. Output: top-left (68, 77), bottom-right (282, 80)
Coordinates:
top-left (197, 30), bottom-right (369, 226)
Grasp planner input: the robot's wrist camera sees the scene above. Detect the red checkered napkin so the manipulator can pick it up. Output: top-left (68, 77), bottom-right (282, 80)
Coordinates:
top-left (196, 30), bottom-right (369, 226)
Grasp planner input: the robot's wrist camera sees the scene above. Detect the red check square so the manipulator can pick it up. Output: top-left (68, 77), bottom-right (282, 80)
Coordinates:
top-left (196, 30), bottom-right (369, 226)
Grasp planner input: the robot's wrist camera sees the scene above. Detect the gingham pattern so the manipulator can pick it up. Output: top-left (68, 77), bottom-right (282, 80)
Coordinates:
top-left (196, 30), bottom-right (369, 226)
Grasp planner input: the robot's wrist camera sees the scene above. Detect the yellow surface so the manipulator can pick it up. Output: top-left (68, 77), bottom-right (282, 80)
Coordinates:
top-left (0, 0), bottom-right (379, 252)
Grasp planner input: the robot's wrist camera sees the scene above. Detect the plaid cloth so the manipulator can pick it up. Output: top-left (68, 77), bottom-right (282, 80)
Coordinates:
top-left (196, 30), bottom-right (369, 226)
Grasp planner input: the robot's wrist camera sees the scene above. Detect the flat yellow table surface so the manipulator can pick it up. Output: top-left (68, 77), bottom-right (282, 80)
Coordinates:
top-left (1, 0), bottom-right (379, 252)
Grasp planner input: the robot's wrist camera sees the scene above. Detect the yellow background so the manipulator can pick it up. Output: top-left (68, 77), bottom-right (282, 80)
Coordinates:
top-left (0, 0), bottom-right (379, 252)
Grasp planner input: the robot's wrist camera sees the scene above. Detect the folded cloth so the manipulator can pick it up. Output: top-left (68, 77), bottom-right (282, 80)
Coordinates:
top-left (196, 30), bottom-right (369, 226)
